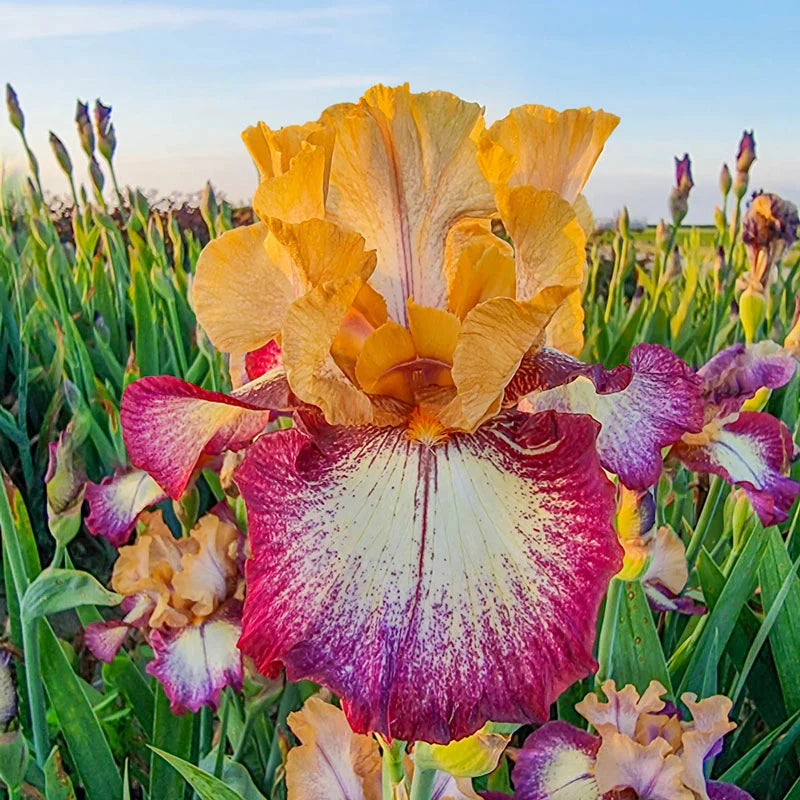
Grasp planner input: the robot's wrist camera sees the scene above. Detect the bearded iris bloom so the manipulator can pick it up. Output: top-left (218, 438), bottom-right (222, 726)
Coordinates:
top-left (85, 507), bottom-right (245, 713)
top-left (118, 85), bottom-right (710, 743)
top-left (512, 681), bottom-right (752, 800)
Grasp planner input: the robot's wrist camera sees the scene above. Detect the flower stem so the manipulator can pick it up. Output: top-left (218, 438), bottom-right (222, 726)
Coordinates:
top-left (595, 578), bottom-right (623, 685)
top-left (685, 476), bottom-right (725, 571)
top-left (379, 736), bottom-right (407, 800)
top-left (264, 681), bottom-right (298, 792)
top-left (409, 764), bottom-right (436, 800)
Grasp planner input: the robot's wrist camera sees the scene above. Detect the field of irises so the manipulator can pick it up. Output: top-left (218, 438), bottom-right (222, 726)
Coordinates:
top-left (1, 83), bottom-right (799, 800)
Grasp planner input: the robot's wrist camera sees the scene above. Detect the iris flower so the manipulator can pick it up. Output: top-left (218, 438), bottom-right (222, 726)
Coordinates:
top-left (119, 85), bottom-right (706, 743)
top-left (85, 507), bottom-right (244, 712)
top-left (512, 681), bottom-right (752, 800)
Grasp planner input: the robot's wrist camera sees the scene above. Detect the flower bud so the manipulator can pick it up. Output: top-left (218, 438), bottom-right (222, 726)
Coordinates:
top-left (94, 99), bottom-right (117, 160)
top-left (89, 156), bottom-right (105, 195)
top-left (719, 163), bottom-right (732, 197)
top-left (736, 130), bottom-right (756, 174)
top-left (731, 489), bottom-right (754, 551)
top-left (669, 187), bottom-right (688, 224)
top-left (739, 284), bottom-right (767, 344)
top-left (713, 246), bottom-right (725, 294)
top-left (5, 83), bottom-right (23, 131)
top-left (617, 205), bottom-right (630, 238)
top-left (75, 99), bottom-right (95, 156)
top-left (655, 218), bottom-right (668, 248)
top-left (45, 420), bottom-right (88, 547)
top-left (49, 131), bottom-right (73, 177)
top-left (784, 294), bottom-right (800, 356)
top-left (200, 180), bottom-right (218, 231)
top-left (714, 205), bottom-right (725, 233)
top-left (675, 153), bottom-right (693, 193)
top-left (733, 169), bottom-right (749, 200)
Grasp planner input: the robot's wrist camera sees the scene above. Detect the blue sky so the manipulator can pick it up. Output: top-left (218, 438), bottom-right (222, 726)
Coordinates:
top-left (1, 0), bottom-right (798, 222)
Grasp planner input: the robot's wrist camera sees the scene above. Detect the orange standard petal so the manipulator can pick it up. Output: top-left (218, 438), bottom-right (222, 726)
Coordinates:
top-left (192, 222), bottom-right (294, 357)
top-left (326, 84), bottom-right (495, 322)
top-left (480, 104), bottom-right (620, 204)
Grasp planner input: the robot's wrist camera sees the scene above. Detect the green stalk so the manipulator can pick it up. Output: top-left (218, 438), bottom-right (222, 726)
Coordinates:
top-left (409, 764), bottom-right (436, 800)
top-left (0, 483), bottom-right (48, 767)
top-left (264, 682), bottom-right (298, 791)
top-left (379, 736), bottom-right (407, 800)
top-left (685, 476), bottom-right (725, 571)
top-left (232, 690), bottom-right (276, 764)
top-left (595, 578), bottom-right (622, 684)
top-left (213, 692), bottom-right (231, 779)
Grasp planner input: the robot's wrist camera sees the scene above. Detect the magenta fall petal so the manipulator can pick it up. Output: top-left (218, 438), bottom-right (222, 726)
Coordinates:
top-left (235, 410), bottom-right (620, 744)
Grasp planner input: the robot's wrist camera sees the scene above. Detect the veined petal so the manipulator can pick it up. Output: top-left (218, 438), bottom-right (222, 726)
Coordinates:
top-left (480, 105), bottom-right (619, 204)
top-left (521, 344), bottom-right (704, 488)
top-left (85, 468), bottom-right (167, 547)
top-left (671, 411), bottom-right (800, 526)
top-left (242, 118), bottom-right (333, 180)
top-left (244, 339), bottom-right (283, 382)
top-left (193, 223), bottom-right (294, 356)
top-left (444, 288), bottom-right (572, 430)
top-left (253, 141), bottom-right (326, 223)
top-left (84, 620), bottom-right (131, 663)
top-left (121, 371), bottom-right (288, 499)
top-left (414, 722), bottom-right (517, 779)
top-left (236, 410), bottom-right (619, 743)
top-left (282, 276), bottom-right (374, 425)
top-left (512, 721), bottom-right (601, 800)
top-left (594, 733), bottom-right (691, 800)
top-left (443, 219), bottom-right (516, 320)
top-left (495, 186), bottom-right (586, 301)
top-left (575, 680), bottom-right (667, 739)
top-left (544, 289), bottom-right (584, 357)
top-left (641, 526), bottom-right (689, 595)
top-left (700, 341), bottom-right (796, 413)
top-left (679, 694), bottom-right (736, 800)
top-left (146, 603), bottom-right (243, 714)
top-left (286, 696), bottom-right (382, 800)
top-left (326, 84), bottom-right (495, 322)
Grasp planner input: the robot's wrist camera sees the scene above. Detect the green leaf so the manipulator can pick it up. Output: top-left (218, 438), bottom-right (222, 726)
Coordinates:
top-left (150, 747), bottom-right (248, 800)
top-left (0, 732), bottom-right (29, 793)
top-left (149, 684), bottom-right (195, 800)
top-left (21, 568), bottom-right (122, 620)
top-left (607, 581), bottom-right (673, 696)
top-left (198, 755), bottom-right (268, 800)
top-left (39, 623), bottom-right (122, 800)
top-left (760, 527), bottom-right (800, 714)
top-left (44, 747), bottom-right (77, 800)
top-left (676, 529), bottom-right (766, 696)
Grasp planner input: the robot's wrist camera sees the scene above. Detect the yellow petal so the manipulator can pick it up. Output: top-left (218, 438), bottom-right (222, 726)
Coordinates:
top-left (413, 722), bottom-right (516, 778)
top-left (192, 223), bottom-right (294, 355)
top-left (444, 219), bottom-right (516, 319)
top-left (267, 217), bottom-right (378, 289)
top-left (544, 288), bottom-right (584, 356)
top-left (253, 142), bottom-right (326, 223)
top-left (242, 118), bottom-right (334, 180)
top-left (443, 287), bottom-right (571, 430)
top-left (326, 84), bottom-right (495, 321)
top-left (407, 299), bottom-right (461, 364)
top-left (331, 284), bottom-right (389, 381)
top-left (495, 185), bottom-right (586, 301)
top-left (286, 696), bottom-right (382, 800)
top-left (282, 275), bottom-right (374, 426)
top-left (481, 105), bottom-right (619, 203)
top-left (355, 321), bottom-right (417, 404)
top-left (573, 193), bottom-right (595, 238)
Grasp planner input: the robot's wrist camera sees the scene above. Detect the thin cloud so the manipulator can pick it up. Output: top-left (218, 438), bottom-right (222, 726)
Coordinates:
top-left (0, 3), bottom-right (389, 41)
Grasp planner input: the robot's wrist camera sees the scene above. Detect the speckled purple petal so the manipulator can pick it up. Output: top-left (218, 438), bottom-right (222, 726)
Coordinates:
top-left (237, 411), bottom-right (619, 744)
top-left (85, 620), bottom-right (132, 663)
top-left (672, 411), bottom-right (800, 526)
top-left (520, 344), bottom-right (704, 489)
top-left (513, 721), bottom-right (601, 800)
top-left (146, 603), bottom-right (243, 714)
top-left (85, 468), bottom-right (167, 547)
top-left (700, 341), bottom-right (796, 413)
top-left (707, 781), bottom-right (754, 799)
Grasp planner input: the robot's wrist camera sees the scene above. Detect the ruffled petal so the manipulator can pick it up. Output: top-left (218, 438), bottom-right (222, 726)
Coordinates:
top-left (84, 620), bottom-right (131, 663)
top-left (480, 105), bottom-right (619, 203)
top-left (444, 288), bottom-right (572, 431)
top-left (680, 694), bottom-right (736, 800)
top-left (544, 290), bottom-right (585, 357)
top-left (575, 680), bottom-right (666, 739)
top-left (244, 339), bottom-right (283, 382)
top-left (236, 410), bottom-right (619, 743)
top-left (85, 468), bottom-right (167, 547)
top-left (414, 722), bottom-right (516, 779)
top-left (520, 344), bottom-right (704, 488)
top-left (146, 603), bottom-right (243, 714)
top-left (286, 696), bottom-right (382, 800)
top-left (699, 341), bottom-right (796, 413)
top-left (512, 721), bottom-right (601, 800)
top-left (326, 84), bottom-right (495, 322)
top-left (495, 186), bottom-right (586, 302)
top-left (121, 371), bottom-right (288, 499)
top-left (253, 142), bottom-right (326, 222)
top-left (671, 411), bottom-right (800, 526)
top-left (594, 733), bottom-right (692, 800)
top-left (192, 223), bottom-right (294, 356)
